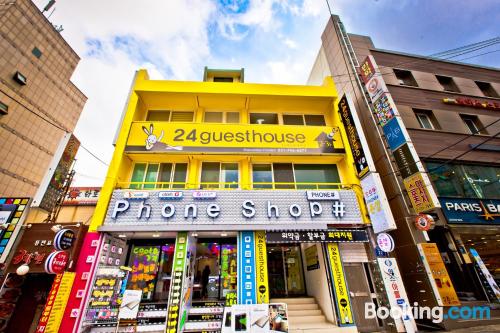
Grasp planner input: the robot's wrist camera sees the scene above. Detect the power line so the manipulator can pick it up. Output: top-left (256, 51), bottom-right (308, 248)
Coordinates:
top-left (0, 87), bottom-right (109, 166)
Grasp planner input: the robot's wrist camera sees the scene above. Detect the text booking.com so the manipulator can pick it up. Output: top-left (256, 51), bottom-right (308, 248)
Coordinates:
top-left (365, 303), bottom-right (491, 323)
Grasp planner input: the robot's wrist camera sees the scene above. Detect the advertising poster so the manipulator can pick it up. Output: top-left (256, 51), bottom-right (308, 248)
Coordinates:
top-left (305, 245), bottom-right (319, 271)
top-left (469, 248), bottom-right (500, 302)
top-left (373, 93), bottom-right (397, 127)
top-left (166, 232), bottom-right (189, 333)
top-left (269, 303), bottom-right (288, 333)
top-left (0, 198), bottom-right (30, 263)
top-left (128, 245), bottom-right (160, 300)
top-left (326, 243), bottom-right (354, 326)
top-left (249, 304), bottom-right (269, 332)
top-left (360, 173), bottom-right (397, 233)
top-left (378, 258), bottom-right (417, 333)
top-left (403, 173), bottom-right (435, 213)
top-left (238, 231), bottom-right (256, 304)
top-left (418, 243), bottom-right (460, 306)
top-left (126, 122), bottom-right (344, 154)
top-left (231, 305), bottom-right (250, 332)
top-left (118, 290), bottom-right (142, 319)
top-left (254, 231), bottom-right (269, 304)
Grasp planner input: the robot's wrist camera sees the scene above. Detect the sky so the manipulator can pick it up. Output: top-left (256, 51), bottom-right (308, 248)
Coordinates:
top-left (33, 0), bottom-right (500, 187)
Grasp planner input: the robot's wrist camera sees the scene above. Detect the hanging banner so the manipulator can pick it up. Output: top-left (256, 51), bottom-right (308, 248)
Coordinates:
top-left (469, 248), bottom-right (500, 302)
top-left (126, 122), bottom-right (345, 154)
top-left (238, 231), bottom-right (256, 304)
top-left (378, 259), bottom-right (417, 333)
top-left (166, 232), bottom-right (189, 333)
top-left (417, 243), bottom-right (460, 306)
top-left (254, 231), bottom-right (269, 304)
top-left (326, 243), bottom-right (354, 326)
top-left (360, 173), bottom-right (397, 233)
top-left (403, 173), bottom-right (435, 213)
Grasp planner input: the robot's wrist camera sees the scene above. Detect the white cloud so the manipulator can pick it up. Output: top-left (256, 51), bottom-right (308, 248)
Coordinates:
top-left (283, 38), bottom-right (298, 49)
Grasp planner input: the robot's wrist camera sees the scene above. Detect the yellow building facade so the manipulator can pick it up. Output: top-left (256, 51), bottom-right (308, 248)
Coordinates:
top-left (74, 68), bottom-right (397, 333)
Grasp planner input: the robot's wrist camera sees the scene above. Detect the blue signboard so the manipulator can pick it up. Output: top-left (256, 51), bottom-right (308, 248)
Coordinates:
top-left (439, 197), bottom-right (500, 225)
top-left (238, 231), bottom-right (256, 304)
top-left (383, 117), bottom-right (406, 151)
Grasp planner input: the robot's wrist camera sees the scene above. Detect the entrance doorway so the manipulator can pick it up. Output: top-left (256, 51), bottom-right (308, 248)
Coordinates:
top-left (267, 245), bottom-right (306, 298)
top-left (193, 238), bottom-right (237, 300)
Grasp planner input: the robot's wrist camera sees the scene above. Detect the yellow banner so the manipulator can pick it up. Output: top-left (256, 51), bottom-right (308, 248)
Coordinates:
top-left (327, 243), bottom-right (354, 326)
top-left (45, 272), bottom-right (76, 332)
top-left (125, 122), bottom-right (344, 154)
top-left (254, 231), bottom-right (269, 304)
top-left (418, 243), bottom-right (460, 306)
top-left (403, 172), bottom-right (436, 213)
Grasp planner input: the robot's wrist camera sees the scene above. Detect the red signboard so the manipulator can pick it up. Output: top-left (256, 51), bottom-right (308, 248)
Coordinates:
top-left (443, 97), bottom-right (500, 111)
top-left (45, 251), bottom-right (69, 274)
top-left (63, 187), bottom-right (100, 206)
top-left (36, 273), bottom-right (63, 332)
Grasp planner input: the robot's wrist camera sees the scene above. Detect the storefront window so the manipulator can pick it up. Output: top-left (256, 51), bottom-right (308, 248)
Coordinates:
top-left (294, 164), bottom-right (340, 189)
top-left (200, 162), bottom-right (239, 188)
top-left (253, 164), bottom-right (273, 189)
top-left (427, 162), bottom-right (500, 199)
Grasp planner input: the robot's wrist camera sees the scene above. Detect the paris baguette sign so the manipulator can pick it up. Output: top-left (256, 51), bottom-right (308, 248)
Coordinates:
top-left (124, 122), bottom-right (346, 155)
top-left (102, 189), bottom-right (364, 231)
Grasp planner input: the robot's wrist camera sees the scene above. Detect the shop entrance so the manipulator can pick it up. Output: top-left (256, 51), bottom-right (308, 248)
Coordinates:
top-left (193, 238), bottom-right (237, 300)
top-left (267, 245), bottom-right (306, 298)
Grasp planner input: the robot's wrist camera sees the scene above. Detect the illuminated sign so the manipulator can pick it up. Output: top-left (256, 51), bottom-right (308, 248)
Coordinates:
top-left (0, 198), bottom-right (30, 263)
top-left (383, 117), bottom-right (408, 151)
top-left (265, 230), bottom-right (369, 243)
top-left (123, 191), bottom-right (149, 199)
top-left (360, 173), bottom-right (397, 233)
top-left (438, 197), bottom-right (500, 225)
top-left (158, 191), bottom-right (183, 200)
top-left (125, 122), bottom-right (345, 155)
top-left (443, 97), bottom-right (500, 111)
top-left (306, 190), bottom-right (339, 201)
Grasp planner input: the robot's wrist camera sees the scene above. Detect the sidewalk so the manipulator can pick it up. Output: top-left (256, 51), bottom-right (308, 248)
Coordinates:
top-left (437, 324), bottom-right (500, 332)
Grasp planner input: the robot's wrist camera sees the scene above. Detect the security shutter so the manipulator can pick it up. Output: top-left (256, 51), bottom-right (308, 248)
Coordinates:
top-left (339, 243), bottom-right (369, 262)
top-left (170, 111), bottom-right (194, 122)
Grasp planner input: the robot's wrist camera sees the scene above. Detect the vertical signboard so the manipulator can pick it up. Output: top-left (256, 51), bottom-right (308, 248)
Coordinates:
top-left (403, 173), bottom-right (435, 214)
top-left (326, 243), bottom-right (354, 326)
top-left (469, 248), bottom-right (500, 303)
top-left (36, 273), bottom-right (63, 333)
top-left (360, 173), bottom-right (397, 233)
top-left (378, 258), bottom-right (417, 333)
top-left (44, 272), bottom-right (75, 332)
top-left (166, 232), bottom-right (189, 333)
top-left (417, 243), bottom-right (460, 306)
top-left (382, 117), bottom-right (408, 151)
top-left (32, 133), bottom-right (80, 212)
top-left (254, 231), bottom-right (269, 304)
top-left (238, 231), bottom-right (256, 304)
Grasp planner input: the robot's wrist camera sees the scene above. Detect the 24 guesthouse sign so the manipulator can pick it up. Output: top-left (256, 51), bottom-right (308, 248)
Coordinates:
top-left (103, 190), bottom-right (365, 231)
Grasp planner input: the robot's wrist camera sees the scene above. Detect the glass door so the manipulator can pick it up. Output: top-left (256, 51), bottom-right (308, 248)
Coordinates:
top-left (268, 245), bottom-right (306, 298)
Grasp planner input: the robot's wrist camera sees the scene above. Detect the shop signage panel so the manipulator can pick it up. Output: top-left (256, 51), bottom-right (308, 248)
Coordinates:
top-left (54, 229), bottom-right (76, 250)
top-left (373, 93), bottom-right (398, 127)
top-left (360, 56), bottom-right (377, 84)
top-left (36, 273), bottom-right (63, 333)
top-left (326, 243), bottom-right (354, 326)
top-left (0, 198), bottom-right (30, 263)
top-left (338, 94), bottom-right (372, 177)
top-left (265, 230), bottom-right (368, 243)
top-left (305, 245), bottom-right (319, 271)
top-left (125, 122), bottom-right (345, 155)
top-left (377, 258), bottom-right (417, 333)
top-left (238, 231), bottom-right (256, 304)
top-left (44, 272), bottom-right (75, 332)
top-left (366, 75), bottom-right (389, 102)
top-left (63, 187), bottom-right (100, 206)
top-left (393, 143), bottom-right (418, 179)
top-left (32, 133), bottom-right (80, 212)
top-left (417, 243), bottom-right (460, 306)
top-left (360, 173), bottom-right (397, 233)
top-left (403, 173), bottom-right (436, 214)
top-left (443, 97), bottom-right (500, 111)
top-left (469, 248), bottom-right (500, 302)
top-left (254, 231), bottom-right (269, 304)
top-left (438, 197), bottom-right (500, 225)
top-left (382, 117), bottom-right (408, 151)
top-left (104, 189), bottom-right (364, 230)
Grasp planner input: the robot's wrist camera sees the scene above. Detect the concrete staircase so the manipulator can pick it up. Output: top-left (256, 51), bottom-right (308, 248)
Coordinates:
top-left (271, 297), bottom-right (352, 333)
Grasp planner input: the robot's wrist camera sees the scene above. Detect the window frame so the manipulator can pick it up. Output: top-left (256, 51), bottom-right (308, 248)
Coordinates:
top-left (393, 68), bottom-right (418, 87)
top-left (146, 110), bottom-right (194, 122)
top-left (460, 114), bottom-right (484, 135)
top-left (413, 109), bottom-right (436, 130)
top-left (474, 81), bottom-right (499, 98)
top-left (204, 111), bottom-right (240, 123)
top-left (199, 161), bottom-right (241, 189)
top-left (435, 75), bottom-right (460, 93)
top-left (130, 162), bottom-right (188, 188)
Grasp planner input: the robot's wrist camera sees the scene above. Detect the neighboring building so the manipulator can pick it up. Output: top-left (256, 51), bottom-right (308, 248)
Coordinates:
top-left (56, 67), bottom-right (414, 333)
top-left (0, 0), bottom-right (87, 198)
top-left (310, 15), bottom-right (500, 329)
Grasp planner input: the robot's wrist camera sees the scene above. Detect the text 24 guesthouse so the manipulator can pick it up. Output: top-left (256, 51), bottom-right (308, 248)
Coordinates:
top-left (73, 68), bottom-right (399, 333)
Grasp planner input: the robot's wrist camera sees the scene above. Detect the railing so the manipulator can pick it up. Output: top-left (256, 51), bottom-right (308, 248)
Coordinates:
top-left (116, 181), bottom-right (351, 190)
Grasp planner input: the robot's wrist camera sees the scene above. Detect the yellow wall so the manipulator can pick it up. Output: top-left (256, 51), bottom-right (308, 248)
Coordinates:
top-left (89, 72), bottom-right (370, 231)
top-left (27, 206), bottom-right (95, 225)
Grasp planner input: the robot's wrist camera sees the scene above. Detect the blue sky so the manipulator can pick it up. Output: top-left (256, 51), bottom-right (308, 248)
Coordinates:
top-left (33, 0), bottom-right (500, 185)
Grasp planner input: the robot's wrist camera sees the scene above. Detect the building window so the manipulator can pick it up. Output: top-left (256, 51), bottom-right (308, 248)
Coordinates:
top-left (200, 162), bottom-right (239, 188)
top-left (0, 101), bottom-right (8, 115)
top-left (427, 162), bottom-right (500, 199)
top-left (32, 47), bottom-right (42, 59)
top-left (250, 113), bottom-right (278, 124)
top-left (204, 111), bottom-right (240, 123)
top-left (252, 164), bottom-right (340, 189)
top-left (393, 69), bottom-right (418, 87)
top-left (436, 75), bottom-right (460, 92)
top-left (213, 77), bottom-right (234, 82)
top-left (475, 81), bottom-right (499, 98)
top-left (460, 115), bottom-right (485, 134)
top-left (146, 110), bottom-right (194, 122)
top-left (282, 114), bottom-right (326, 126)
top-left (414, 109), bottom-right (437, 129)
top-left (130, 162), bottom-right (187, 189)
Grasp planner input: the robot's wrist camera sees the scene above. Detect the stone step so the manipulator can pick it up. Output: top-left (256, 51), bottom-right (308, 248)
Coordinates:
top-left (288, 321), bottom-right (342, 331)
top-left (288, 309), bottom-right (322, 317)
top-left (270, 297), bottom-right (316, 304)
top-left (287, 303), bottom-right (319, 311)
top-left (289, 314), bottom-right (327, 325)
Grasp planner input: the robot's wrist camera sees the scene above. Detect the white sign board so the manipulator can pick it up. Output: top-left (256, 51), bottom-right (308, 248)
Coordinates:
top-left (118, 290), bottom-right (142, 319)
top-left (361, 173), bottom-right (397, 233)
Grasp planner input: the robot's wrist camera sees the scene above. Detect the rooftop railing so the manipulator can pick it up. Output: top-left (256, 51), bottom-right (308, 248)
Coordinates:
top-left (115, 181), bottom-right (352, 190)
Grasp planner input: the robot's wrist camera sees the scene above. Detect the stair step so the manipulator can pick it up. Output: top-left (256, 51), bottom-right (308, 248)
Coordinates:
top-left (288, 321), bottom-right (339, 330)
top-left (270, 297), bottom-right (315, 304)
top-left (289, 314), bottom-right (327, 325)
top-left (288, 309), bottom-right (322, 317)
top-left (287, 303), bottom-right (319, 311)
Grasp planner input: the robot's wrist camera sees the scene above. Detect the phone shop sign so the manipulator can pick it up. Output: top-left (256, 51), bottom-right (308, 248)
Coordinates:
top-left (103, 190), bottom-right (364, 230)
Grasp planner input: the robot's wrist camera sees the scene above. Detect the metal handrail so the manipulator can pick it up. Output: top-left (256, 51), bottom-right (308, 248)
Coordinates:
top-left (115, 181), bottom-right (352, 190)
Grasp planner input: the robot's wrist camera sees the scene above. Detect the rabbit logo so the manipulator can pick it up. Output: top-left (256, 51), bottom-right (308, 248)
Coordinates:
top-left (143, 124), bottom-right (164, 150)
